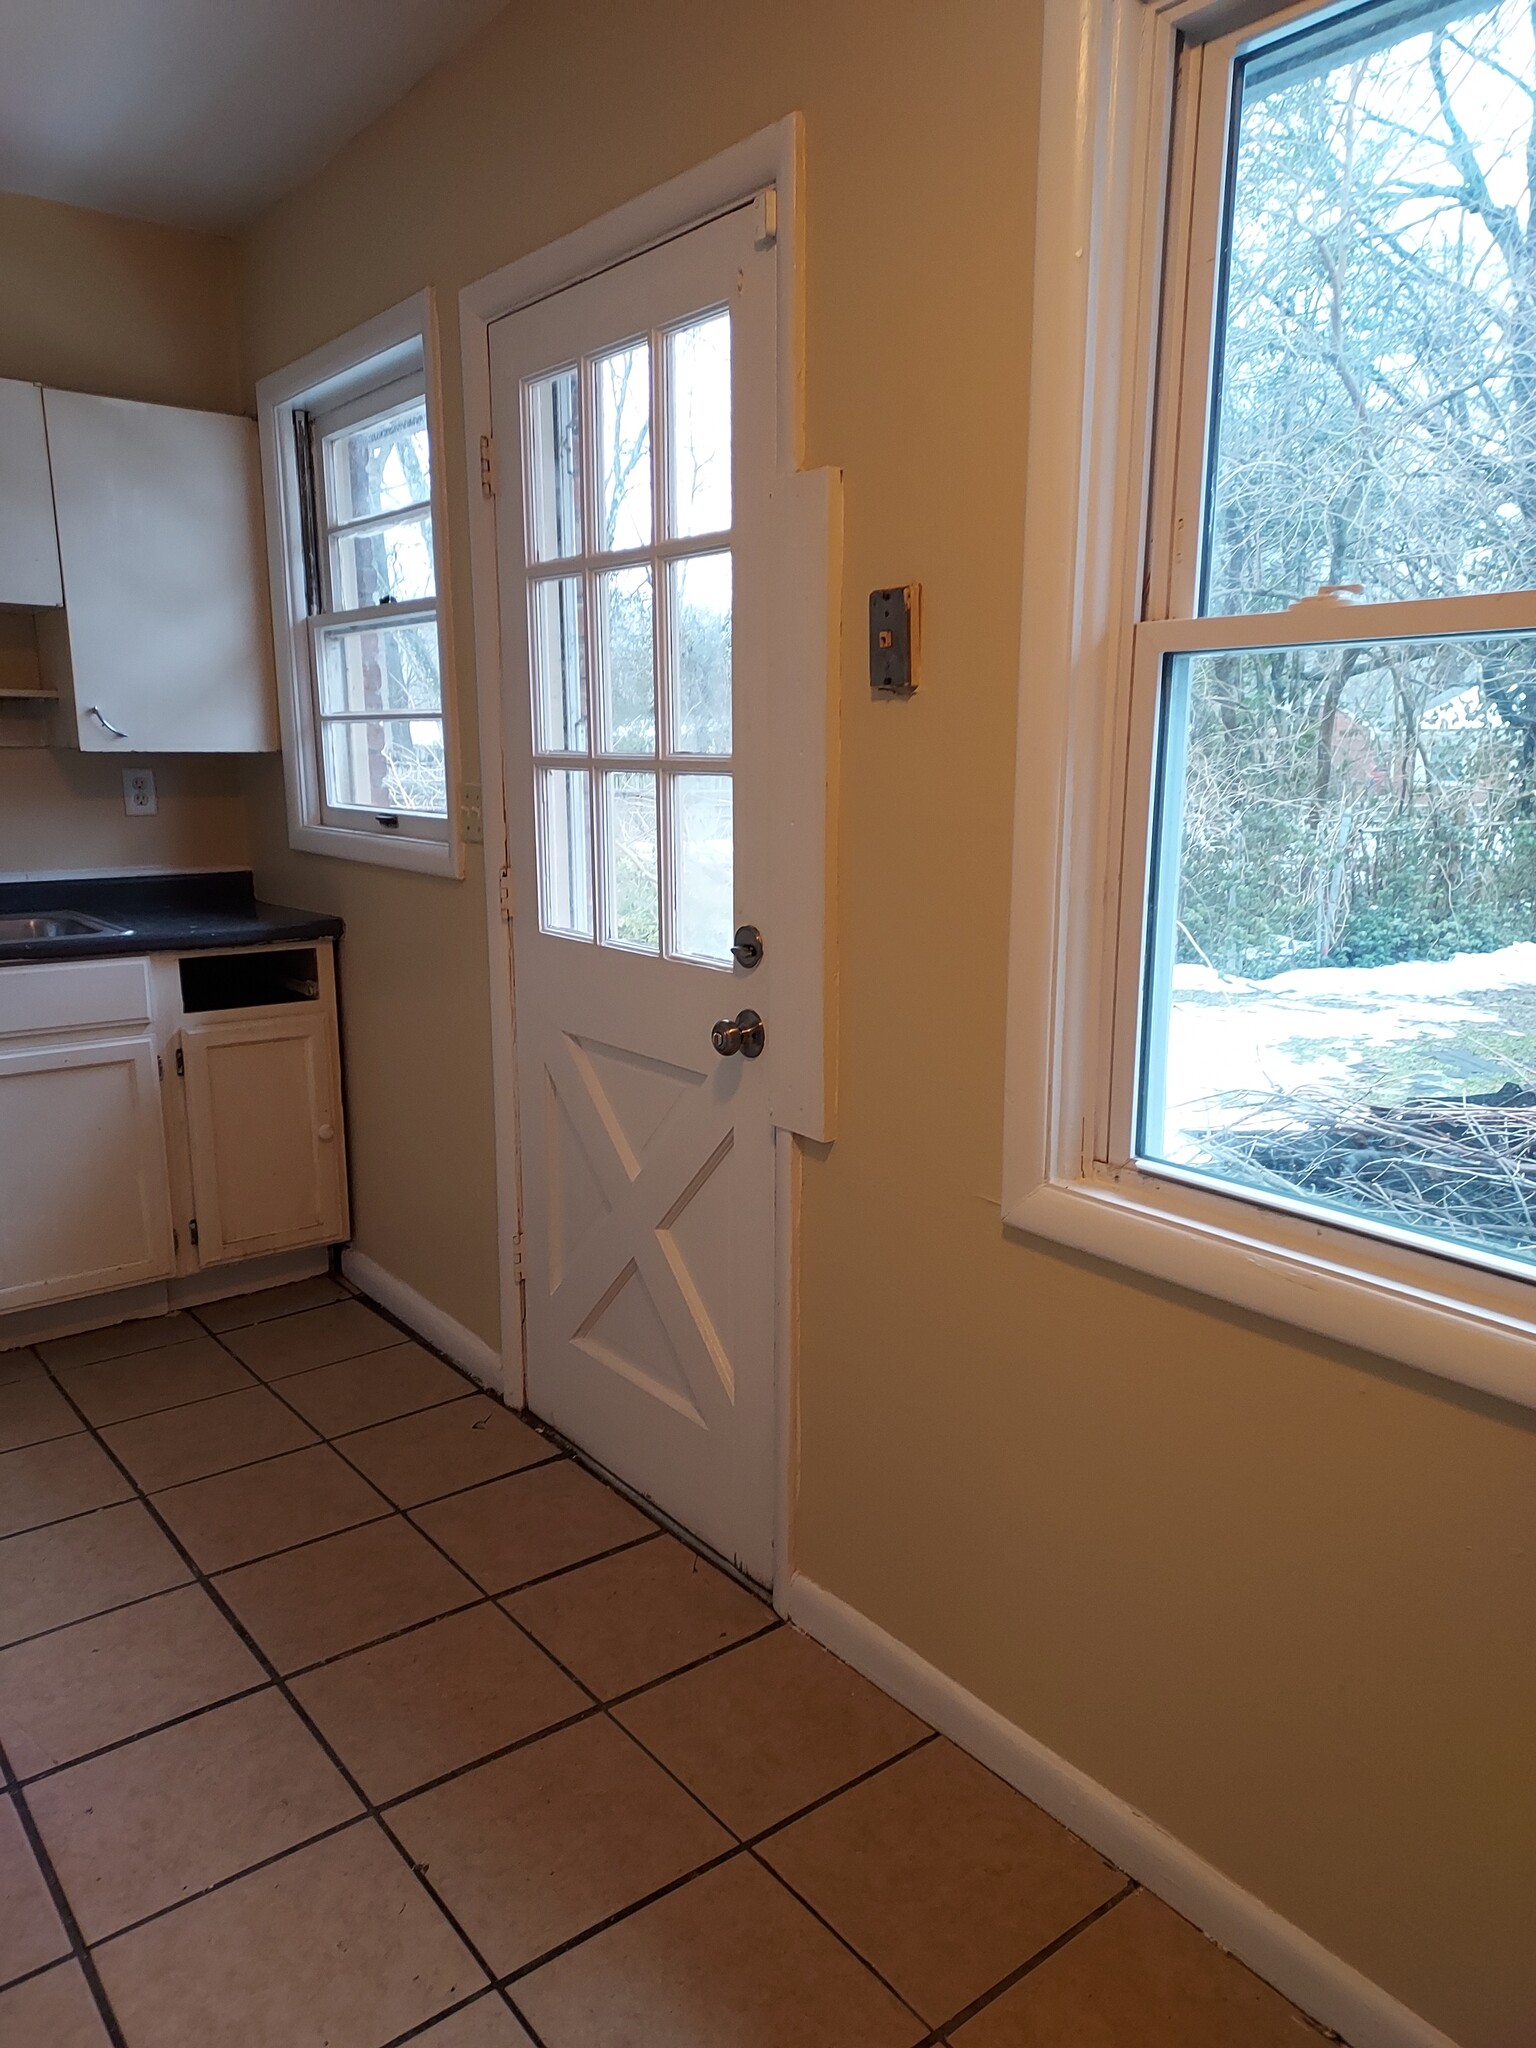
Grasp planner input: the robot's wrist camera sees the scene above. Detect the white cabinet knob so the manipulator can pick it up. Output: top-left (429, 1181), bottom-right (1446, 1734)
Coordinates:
top-left (317, 1123), bottom-right (335, 1142)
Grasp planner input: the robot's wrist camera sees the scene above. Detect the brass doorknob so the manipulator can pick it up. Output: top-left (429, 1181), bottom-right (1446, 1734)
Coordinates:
top-left (712, 1009), bottom-right (765, 1059)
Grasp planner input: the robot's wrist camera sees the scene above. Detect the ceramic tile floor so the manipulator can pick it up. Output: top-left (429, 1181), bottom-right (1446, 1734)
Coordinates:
top-left (0, 1278), bottom-right (1334, 2048)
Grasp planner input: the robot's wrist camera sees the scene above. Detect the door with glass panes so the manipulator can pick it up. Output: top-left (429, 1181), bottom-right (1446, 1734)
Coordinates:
top-left (489, 205), bottom-right (778, 1581)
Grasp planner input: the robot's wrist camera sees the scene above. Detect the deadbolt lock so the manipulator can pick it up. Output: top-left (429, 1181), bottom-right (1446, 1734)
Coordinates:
top-left (712, 1009), bottom-right (766, 1059)
top-left (731, 924), bottom-right (764, 970)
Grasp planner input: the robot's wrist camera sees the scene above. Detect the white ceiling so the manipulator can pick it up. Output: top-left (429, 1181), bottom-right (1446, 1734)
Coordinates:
top-left (0, 0), bottom-right (512, 232)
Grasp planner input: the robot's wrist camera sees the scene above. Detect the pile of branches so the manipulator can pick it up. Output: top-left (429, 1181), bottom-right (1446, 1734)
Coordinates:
top-left (1192, 1081), bottom-right (1536, 1256)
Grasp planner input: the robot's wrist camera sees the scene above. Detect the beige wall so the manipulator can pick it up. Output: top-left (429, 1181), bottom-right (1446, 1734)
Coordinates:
top-left (235, 4), bottom-right (1536, 2041)
top-left (0, 190), bottom-right (250, 876)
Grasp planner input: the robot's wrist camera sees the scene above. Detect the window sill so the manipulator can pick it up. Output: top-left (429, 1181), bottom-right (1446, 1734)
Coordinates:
top-left (1005, 1169), bottom-right (1536, 1414)
top-left (287, 818), bottom-right (463, 879)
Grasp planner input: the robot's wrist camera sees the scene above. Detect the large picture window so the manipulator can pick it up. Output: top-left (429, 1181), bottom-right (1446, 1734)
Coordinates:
top-left (1007, 0), bottom-right (1536, 1406)
top-left (1133, 0), bottom-right (1536, 1278)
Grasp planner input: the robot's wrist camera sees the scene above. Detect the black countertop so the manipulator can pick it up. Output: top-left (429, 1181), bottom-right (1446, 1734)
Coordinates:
top-left (0, 871), bottom-right (343, 965)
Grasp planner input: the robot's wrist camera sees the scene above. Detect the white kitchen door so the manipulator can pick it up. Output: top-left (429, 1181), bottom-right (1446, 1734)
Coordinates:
top-left (489, 202), bottom-right (804, 1584)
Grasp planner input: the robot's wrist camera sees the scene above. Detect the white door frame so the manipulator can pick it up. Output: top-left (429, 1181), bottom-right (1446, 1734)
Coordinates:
top-left (459, 114), bottom-right (841, 1607)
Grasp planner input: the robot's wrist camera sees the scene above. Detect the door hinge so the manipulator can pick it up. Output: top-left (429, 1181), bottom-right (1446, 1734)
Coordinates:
top-left (512, 1234), bottom-right (526, 1284)
top-left (188, 1218), bottom-right (199, 1248)
top-left (157, 1054), bottom-right (163, 1080)
top-left (754, 188), bottom-right (778, 251)
top-left (174, 1045), bottom-right (185, 1077)
top-left (172, 1226), bottom-right (179, 1254)
top-left (480, 434), bottom-right (496, 499)
top-left (498, 867), bottom-right (513, 919)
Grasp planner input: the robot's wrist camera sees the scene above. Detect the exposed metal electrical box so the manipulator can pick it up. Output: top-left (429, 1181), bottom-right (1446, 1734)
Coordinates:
top-left (869, 585), bottom-right (919, 694)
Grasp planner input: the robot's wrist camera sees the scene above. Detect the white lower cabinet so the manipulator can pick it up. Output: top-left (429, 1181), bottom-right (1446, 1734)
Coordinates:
top-left (0, 944), bottom-right (347, 1316)
top-left (0, 1034), bottom-right (175, 1312)
top-left (181, 1011), bottom-right (346, 1264)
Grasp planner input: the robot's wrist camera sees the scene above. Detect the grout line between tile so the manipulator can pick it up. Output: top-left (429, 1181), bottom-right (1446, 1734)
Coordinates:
top-left (94, 1435), bottom-right (322, 1496)
top-left (392, 1443), bottom-right (569, 1513)
top-left (10, 1287), bottom-right (1055, 2048)
top-left (528, 1411), bottom-right (771, 1603)
top-left (913, 1879), bottom-right (1139, 2044)
top-left (594, 1614), bottom-right (785, 1710)
top-left (373, 1700), bottom-right (607, 1812)
top-left (1, 1745), bottom-right (130, 2047)
top-left (290, 1382), bottom-right (475, 1437)
top-left (36, 1324), bottom-right (204, 1371)
top-left (376, 1984), bottom-right (528, 2048)
top-left (275, 1592), bottom-right (491, 1682)
top-left (586, 1706), bottom-right (944, 2038)
top-left (84, 1813), bottom-right (368, 1952)
top-left (496, 1841), bottom-right (747, 1990)
top-left (0, 1950), bottom-right (87, 2000)
top-left (29, 1350), bottom-right (535, 2043)
top-left (0, 1576), bottom-right (195, 1658)
top-left (15, 1678), bottom-right (275, 1790)
top-left (739, 1839), bottom-right (940, 2037)
top-left (741, 1730), bottom-right (941, 1848)
top-left (461, 1525), bottom-right (664, 1602)
top-left (178, 1497), bottom-right (397, 1578)
top-left (187, 1291), bottom-right (358, 1340)
top-left (55, 1384), bottom-right (260, 1433)
top-left (2, 1491), bottom-right (139, 1546)
top-left (0, 1422), bottom-right (87, 1455)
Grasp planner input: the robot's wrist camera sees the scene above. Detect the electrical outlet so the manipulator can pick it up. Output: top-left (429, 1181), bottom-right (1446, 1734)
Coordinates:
top-left (460, 783), bottom-right (484, 844)
top-left (122, 768), bottom-right (157, 816)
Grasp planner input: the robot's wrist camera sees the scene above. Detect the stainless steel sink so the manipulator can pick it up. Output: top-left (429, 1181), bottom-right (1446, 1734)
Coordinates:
top-left (0, 912), bottom-right (129, 942)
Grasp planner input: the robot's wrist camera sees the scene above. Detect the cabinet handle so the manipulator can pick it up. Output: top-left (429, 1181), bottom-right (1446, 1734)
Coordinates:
top-left (317, 1123), bottom-right (335, 1142)
top-left (87, 705), bottom-right (129, 740)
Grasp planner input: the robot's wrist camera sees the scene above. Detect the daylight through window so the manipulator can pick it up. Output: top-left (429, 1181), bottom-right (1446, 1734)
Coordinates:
top-left (523, 306), bottom-right (735, 966)
top-left (1136, 0), bottom-right (1536, 1277)
top-left (306, 385), bottom-right (447, 826)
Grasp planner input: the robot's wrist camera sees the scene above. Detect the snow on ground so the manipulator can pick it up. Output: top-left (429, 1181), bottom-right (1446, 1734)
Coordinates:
top-left (1160, 942), bottom-right (1536, 1149)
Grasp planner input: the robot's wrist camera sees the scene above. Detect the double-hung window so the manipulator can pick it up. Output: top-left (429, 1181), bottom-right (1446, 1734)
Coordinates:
top-left (257, 294), bottom-right (457, 874)
top-left (1009, 0), bottom-right (1536, 1406)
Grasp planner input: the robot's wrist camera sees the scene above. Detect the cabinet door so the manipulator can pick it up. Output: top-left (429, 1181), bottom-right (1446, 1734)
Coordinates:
top-left (0, 1035), bottom-right (175, 1312)
top-left (181, 1012), bottom-right (347, 1264)
top-left (0, 380), bottom-right (62, 607)
top-left (41, 389), bottom-right (279, 753)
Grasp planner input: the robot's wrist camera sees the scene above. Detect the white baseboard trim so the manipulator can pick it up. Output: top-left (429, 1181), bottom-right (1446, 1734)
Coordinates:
top-left (786, 1573), bottom-right (1460, 2048)
top-left (341, 1250), bottom-right (503, 1393)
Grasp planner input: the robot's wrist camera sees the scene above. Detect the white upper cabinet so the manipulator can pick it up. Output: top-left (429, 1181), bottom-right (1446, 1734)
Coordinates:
top-left (39, 390), bottom-right (280, 753)
top-left (0, 379), bottom-right (63, 608)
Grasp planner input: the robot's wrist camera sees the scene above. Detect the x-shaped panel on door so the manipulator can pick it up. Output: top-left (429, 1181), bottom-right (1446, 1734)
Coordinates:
top-left (542, 1028), bottom-right (739, 1430)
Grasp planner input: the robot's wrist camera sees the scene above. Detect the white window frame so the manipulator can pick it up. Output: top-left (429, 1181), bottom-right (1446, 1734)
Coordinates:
top-left (1004, 0), bottom-right (1536, 1413)
top-left (522, 309), bottom-right (739, 967)
top-left (256, 291), bottom-right (463, 877)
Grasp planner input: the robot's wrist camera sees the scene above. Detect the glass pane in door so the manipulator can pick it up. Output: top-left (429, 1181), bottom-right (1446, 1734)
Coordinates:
top-left (527, 366), bottom-right (582, 561)
top-left (670, 551), bottom-right (732, 755)
top-left (602, 770), bottom-right (660, 952)
top-left (672, 774), bottom-right (733, 965)
top-left (596, 342), bottom-right (652, 551)
top-left (539, 767), bottom-right (594, 938)
top-left (531, 576), bottom-right (587, 753)
top-left (667, 311), bottom-right (731, 538)
top-left (596, 566), bottom-right (655, 753)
